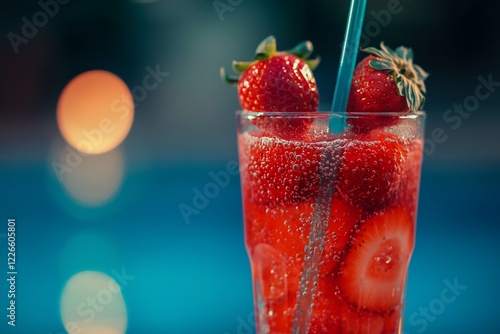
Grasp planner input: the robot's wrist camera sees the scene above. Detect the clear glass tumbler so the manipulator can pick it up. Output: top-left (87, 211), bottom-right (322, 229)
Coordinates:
top-left (236, 111), bottom-right (425, 334)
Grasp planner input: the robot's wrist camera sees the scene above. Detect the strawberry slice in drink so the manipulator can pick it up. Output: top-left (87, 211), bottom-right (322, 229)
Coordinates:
top-left (338, 207), bottom-right (415, 313)
top-left (382, 305), bottom-right (402, 333)
top-left (244, 201), bottom-right (314, 334)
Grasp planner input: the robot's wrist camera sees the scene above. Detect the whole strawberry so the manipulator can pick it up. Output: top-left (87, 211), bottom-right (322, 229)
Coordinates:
top-left (347, 42), bottom-right (428, 131)
top-left (242, 136), bottom-right (324, 206)
top-left (336, 131), bottom-right (406, 213)
top-left (222, 36), bottom-right (320, 139)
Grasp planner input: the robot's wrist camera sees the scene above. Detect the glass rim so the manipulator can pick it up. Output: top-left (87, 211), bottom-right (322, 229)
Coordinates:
top-left (236, 110), bottom-right (426, 119)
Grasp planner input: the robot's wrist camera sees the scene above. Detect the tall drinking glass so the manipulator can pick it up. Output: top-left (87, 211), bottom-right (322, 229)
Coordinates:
top-left (236, 111), bottom-right (425, 334)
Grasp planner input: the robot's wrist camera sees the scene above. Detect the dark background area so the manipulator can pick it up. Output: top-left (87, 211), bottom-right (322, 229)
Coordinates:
top-left (0, 0), bottom-right (499, 333)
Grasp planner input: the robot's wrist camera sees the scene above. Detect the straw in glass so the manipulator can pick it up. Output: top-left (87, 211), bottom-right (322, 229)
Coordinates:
top-left (291, 1), bottom-right (368, 332)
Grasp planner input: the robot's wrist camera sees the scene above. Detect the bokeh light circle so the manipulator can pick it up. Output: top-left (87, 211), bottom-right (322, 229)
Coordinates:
top-left (60, 271), bottom-right (128, 334)
top-left (57, 70), bottom-right (134, 155)
top-left (57, 147), bottom-right (125, 207)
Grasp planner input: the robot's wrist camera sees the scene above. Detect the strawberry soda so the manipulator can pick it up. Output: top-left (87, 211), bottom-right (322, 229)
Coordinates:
top-left (236, 111), bottom-right (425, 334)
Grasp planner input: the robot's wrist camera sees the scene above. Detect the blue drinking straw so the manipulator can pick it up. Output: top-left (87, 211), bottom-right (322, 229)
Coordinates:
top-left (291, 1), bottom-right (368, 333)
top-left (332, 0), bottom-right (367, 113)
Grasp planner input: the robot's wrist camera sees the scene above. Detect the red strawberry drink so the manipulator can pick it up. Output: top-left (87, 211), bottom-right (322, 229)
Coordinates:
top-left (226, 37), bottom-right (427, 333)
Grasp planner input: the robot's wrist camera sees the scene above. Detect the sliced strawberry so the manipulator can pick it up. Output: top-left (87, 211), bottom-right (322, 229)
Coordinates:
top-left (244, 136), bottom-right (324, 206)
top-left (245, 201), bottom-right (314, 312)
top-left (382, 306), bottom-right (401, 333)
top-left (250, 243), bottom-right (294, 334)
top-left (338, 207), bottom-right (415, 312)
top-left (336, 131), bottom-right (406, 213)
top-left (251, 243), bottom-right (287, 302)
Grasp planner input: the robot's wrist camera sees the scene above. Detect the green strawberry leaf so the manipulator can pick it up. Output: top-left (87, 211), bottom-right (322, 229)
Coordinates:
top-left (220, 67), bottom-right (239, 85)
top-left (396, 46), bottom-right (411, 61)
top-left (232, 61), bottom-right (252, 73)
top-left (369, 59), bottom-right (392, 71)
top-left (287, 40), bottom-right (313, 59)
top-left (254, 35), bottom-right (276, 60)
top-left (305, 56), bottom-right (321, 71)
top-left (362, 46), bottom-right (386, 59)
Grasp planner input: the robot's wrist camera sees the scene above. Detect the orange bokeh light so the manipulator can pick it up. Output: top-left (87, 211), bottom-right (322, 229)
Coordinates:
top-left (57, 70), bottom-right (134, 155)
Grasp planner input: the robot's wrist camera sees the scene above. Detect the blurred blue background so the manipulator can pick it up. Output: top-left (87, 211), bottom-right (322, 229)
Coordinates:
top-left (1, 0), bottom-right (499, 333)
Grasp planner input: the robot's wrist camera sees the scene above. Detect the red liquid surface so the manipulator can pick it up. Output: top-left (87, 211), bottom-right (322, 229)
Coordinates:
top-left (238, 127), bottom-right (423, 334)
